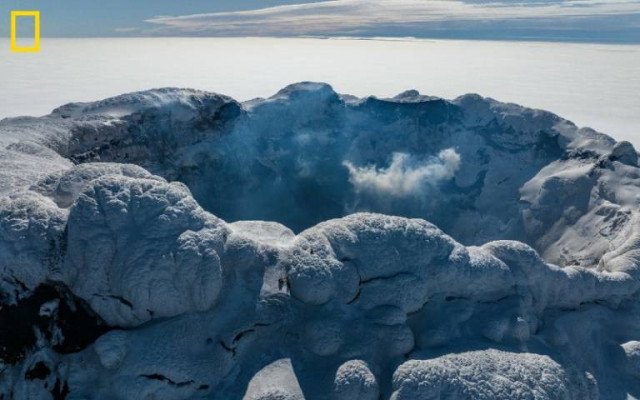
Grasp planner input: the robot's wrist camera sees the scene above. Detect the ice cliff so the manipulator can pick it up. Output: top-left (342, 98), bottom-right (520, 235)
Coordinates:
top-left (1, 83), bottom-right (640, 399)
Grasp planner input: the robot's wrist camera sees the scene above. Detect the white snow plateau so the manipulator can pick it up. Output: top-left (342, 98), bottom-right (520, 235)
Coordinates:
top-left (1, 82), bottom-right (640, 399)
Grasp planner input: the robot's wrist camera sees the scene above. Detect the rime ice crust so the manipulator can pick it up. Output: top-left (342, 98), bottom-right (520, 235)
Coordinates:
top-left (391, 350), bottom-right (598, 400)
top-left (65, 175), bottom-right (228, 326)
top-left (1, 83), bottom-right (640, 399)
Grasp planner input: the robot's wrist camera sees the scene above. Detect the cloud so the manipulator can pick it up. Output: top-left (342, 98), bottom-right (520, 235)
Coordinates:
top-left (144, 0), bottom-right (640, 42)
top-left (114, 27), bottom-right (139, 33)
top-left (344, 149), bottom-right (461, 196)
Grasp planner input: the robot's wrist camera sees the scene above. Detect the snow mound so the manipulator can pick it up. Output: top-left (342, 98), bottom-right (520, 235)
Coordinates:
top-left (2, 83), bottom-right (640, 399)
top-left (65, 175), bottom-right (228, 326)
top-left (0, 191), bottom-right (67, 301)
top-left (244, 359), bottom-right (305, 400)
top-left (392, 349), bottom-right (597, 400)
top-left (334, 360), bottom-right (379, 400)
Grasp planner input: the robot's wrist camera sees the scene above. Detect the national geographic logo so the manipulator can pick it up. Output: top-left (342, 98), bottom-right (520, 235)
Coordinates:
top-left (10, 10), bottom-right (40, 52)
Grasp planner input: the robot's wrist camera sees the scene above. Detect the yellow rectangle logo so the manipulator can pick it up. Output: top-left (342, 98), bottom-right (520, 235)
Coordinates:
top-left (11, 11), bottom-right (41, 53)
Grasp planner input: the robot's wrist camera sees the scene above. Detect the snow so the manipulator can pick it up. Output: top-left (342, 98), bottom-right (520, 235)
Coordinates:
top-left (65, 175), bottom-right (228, 326)
top-left (0, 191), bottom-right (67, 302)
top-left (334, 360), bottom-right (379, 400)
top-left (391, 349), bottom-right (598, 400)
top-left (243, 358), bottom-right (305, 400)
top-left (622, 341), bottom-right (640, 378)
top-left (2, 83), bottom-right (640, 399)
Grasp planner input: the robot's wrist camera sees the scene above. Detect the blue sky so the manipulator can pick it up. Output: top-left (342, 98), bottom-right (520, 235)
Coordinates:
top-left (2, 0), bottom-right (639, 43)
top-left (1, 1), bottom-right (327, 36)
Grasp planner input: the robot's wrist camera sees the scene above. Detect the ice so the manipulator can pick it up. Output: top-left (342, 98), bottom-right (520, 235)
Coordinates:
top-left (391, 350), bottom-right (598, 400)
top-left (243, 358), bottom-right (305, 400)
top-left (65, 175), bottom-right (228, 326)
top-left (2, 83), bottom-right (640, 399)
top-left (334, 360), bottom-right (379, 400)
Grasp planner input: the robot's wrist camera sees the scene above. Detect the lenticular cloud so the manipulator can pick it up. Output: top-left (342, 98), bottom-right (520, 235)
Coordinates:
top-left (2, 82), bottom-right (640, 399)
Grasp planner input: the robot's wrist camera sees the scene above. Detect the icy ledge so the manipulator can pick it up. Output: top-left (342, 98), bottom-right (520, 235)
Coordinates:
top-left (1, 83), bottom-right (640, 399)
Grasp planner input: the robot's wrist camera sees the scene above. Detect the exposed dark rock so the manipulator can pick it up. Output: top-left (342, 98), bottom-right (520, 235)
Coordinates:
top-left (25, 361), bottom-right (50, 380)
top-left (0, 282), bottom-right (110, 365)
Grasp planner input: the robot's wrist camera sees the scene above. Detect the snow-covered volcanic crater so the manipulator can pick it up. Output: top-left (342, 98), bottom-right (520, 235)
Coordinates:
top-left (2, 82), bottom-right (640, 399)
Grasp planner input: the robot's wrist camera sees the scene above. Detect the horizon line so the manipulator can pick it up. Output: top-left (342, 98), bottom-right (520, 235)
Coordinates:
top-left (2, 35), bottom-right (639, 46)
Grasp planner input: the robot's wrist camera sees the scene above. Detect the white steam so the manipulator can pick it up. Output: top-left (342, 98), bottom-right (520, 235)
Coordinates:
top-left (344, 149), bottom-right (461, 196)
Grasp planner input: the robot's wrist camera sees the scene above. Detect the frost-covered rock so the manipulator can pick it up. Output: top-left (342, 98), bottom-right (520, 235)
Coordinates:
top-left (34, 162), bottom-right (162, 208)
top-left (0, 191), bottom-right (67, 301)
top-left (610, 141), bottom-right (638, 166)
top-left (64, 175), bottom-right (229, 326)
top-left (621, 341), bottom-right (640, 378)
top-left (334, 360), bottom-right (379, 400)
top-left (93, 330), bottom-right (128, 370)
top-left (243, 359), bottom-right (305, 400)
top-left (391, 350), bottom-right (598, 400)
